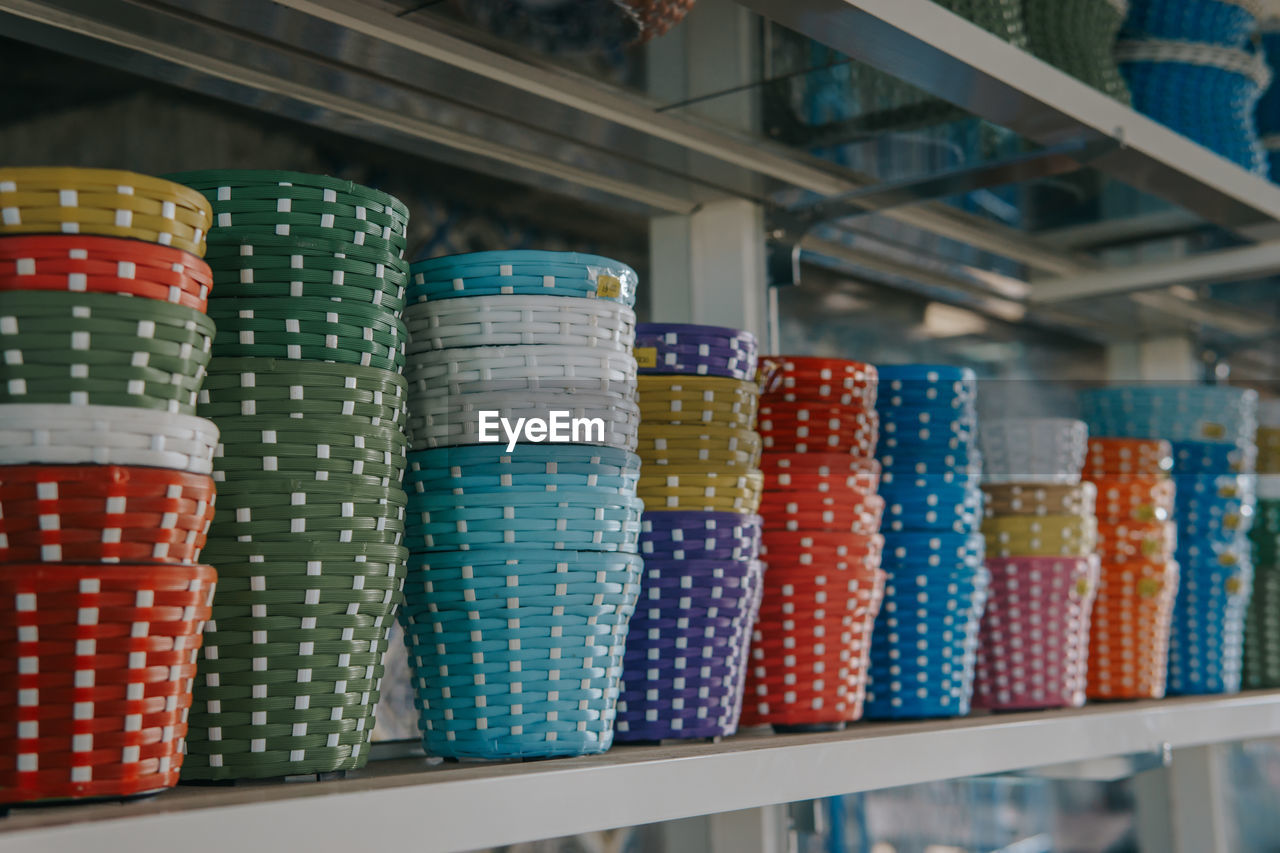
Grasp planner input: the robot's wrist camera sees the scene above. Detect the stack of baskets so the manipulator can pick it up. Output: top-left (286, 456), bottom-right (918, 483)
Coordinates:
top-left (975, 419), bottom-right (1097, 711)
top-left (1023, 0), bottom-right (1131, 102)
top-left (170, 170), bottom-right (412, 779)
top-left (1118, 0), bottom-right (1269, 172)
top-left (744, 357), bottom-right (885, 731)
top-left (1245, 401), bottom-right (1280, 687)
top-left (867, 365), bottom-right (987, 720)
top-left (1081, 385), bottom-right (1258, 695)
top-left (615, 324), bottom-right (765, 742)
top-left (0, 167), bottom-right (220, 802)
top-left (1083, 438), bottom-right (1179, 699)
top-left (400, 251), bottom-right (643, 759)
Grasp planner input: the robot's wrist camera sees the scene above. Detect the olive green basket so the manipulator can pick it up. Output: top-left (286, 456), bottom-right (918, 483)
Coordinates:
top-left (1024, 0), bottom-right (1132, 104)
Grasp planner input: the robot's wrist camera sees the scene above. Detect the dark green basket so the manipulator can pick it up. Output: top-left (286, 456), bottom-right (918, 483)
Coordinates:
top-left (1024, 0), bottom-right (1132, 103)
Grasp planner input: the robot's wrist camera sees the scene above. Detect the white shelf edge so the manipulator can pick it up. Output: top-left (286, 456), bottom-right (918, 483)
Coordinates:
top-left (6, 693), bottom-right (1280, 853)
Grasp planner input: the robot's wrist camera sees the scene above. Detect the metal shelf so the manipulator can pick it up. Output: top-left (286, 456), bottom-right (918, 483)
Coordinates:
top-left (739, 0), bottom-right (1280, 241)
top-left (6, 693), bottom-right (1280, 853)
top-left (4, 0), bottom-right (1280, 344)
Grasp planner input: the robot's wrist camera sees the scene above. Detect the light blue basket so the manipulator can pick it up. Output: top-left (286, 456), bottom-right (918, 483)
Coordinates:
top-left (1080, 384), bottom-right (1260, 446)
top-left (400, 549), bottom-right (643, 759)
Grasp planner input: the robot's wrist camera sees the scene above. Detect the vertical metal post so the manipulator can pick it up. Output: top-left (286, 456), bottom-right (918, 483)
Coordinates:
top-left (646, 0), bottom-right (769, 343)
top-left (1105, 336), bottom-right (1202, 382)
top-left (708, 806), bottom-right (791, 853)
top-left (648, 7), bottom-right (784, 851)
top-left (650, 201), bottom-right (769, 340)
top-left (1166, 744), bottom-right (1232, 853)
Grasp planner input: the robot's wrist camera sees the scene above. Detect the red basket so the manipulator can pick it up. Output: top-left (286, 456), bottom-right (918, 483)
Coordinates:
top-left (0, 465), bottom-right (216, 564)
top-left (0, 563), bottom-right (216, 803)
top-left (0, 234), bottom-right (212, 313)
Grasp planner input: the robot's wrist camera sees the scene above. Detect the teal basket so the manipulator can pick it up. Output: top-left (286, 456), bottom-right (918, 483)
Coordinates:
top-left (400, 549), bottom-right (643, 759)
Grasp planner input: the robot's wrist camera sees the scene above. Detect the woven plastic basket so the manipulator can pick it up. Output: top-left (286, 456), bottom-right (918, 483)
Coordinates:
top-left (1244, 555), bottom-right (1280, 688)
top-left (1119, 39), bottom-right (1270, 172)
top-left (1088, 559), bottom-right (1179, 699)
top-left (739, 565), bottom-right (885, 730)
top-left (0, 563), bottom-right (216, 803)
top-left (863, 577), bottom-right (989, 719)
top-left (1257, 26), bottom-right (1280, 134)
top-left (181, 550), bottom-right (405, 780)
top-left (1123, 0), bottom-right (1262, 47)
top-left (974, 556), bottom-right (1099, 711)
top-left (400, 549), bottom-right (642, 759)
top-left (614, 557), bottom-right (764, 741)
top-left (1166, 558), bottom-right (1252, 694)
top-left (1024, 0), bottom-right (1131, 102)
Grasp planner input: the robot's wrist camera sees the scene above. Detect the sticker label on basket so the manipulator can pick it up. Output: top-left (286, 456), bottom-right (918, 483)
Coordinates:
top-left (596, 275), bottom-right (622, 299)
top-left (634, 347), bottom-right (658, 369)
top-left (478, 410), bottom-right (606, 452)
top-left (1201, 423), bottom-right (1227, 440)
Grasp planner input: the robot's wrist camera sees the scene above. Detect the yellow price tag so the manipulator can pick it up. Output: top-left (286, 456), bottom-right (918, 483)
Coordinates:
top-left (1202, 422), bottom-right (1227, 440)
top-left (634, 347), bottom-right (658, 369)
top-left (1075, 578), bottom-right (1092, 598)
top-left (1225, 576), bottom-right (1243, 595)
top-left (1137, 577), bottom-right (1162, 599)
top-left (596, 274), bottom-right (622, 299)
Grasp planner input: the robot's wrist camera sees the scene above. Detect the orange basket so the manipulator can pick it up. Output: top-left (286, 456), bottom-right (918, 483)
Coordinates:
top-left (1086, 559), bottom-right (1179, 699)
top-left (1085, 438), bottom-right (1173, 479)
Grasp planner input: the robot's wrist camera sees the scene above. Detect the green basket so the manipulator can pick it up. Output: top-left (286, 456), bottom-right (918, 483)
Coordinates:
top-left (1024, 0), bottom-right (1132, 103)
top-left (1244, 562), bottom-right (1280, 689)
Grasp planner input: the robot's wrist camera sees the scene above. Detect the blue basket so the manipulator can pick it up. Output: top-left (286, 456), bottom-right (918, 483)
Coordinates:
top-left (1166, 559), bottom-right (1252, 694)
top-left (1120, 42), bottom-right (1268, 172)
top-left (1256, 30), bottom-right (1280, 134)
top-left (1124, 0), bottom-right (1259, 47)
top-left (400, 550), bottom-right (643, 759)
top-left (615, 557), bottom-right (764, 741)
top-left (1171, 439), bottom-right (1258, 475)
top-left (863, 564), bottom-right (989, 719)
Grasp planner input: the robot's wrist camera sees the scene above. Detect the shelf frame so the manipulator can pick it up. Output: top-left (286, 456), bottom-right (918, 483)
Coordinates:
top-left (735, 0), bottom-right (1280, 240)
top-left (5, 694), bottom-right (1280, 853)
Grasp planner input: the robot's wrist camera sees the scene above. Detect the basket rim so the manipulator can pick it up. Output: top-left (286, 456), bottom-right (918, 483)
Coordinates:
top-left (1116, 38), bottom-right (1272, 87)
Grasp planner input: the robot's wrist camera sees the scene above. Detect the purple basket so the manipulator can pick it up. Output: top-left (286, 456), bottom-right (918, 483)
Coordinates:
top-left (640, 510), bottom-right (763, 561)
top-left (615, 557), bottom-right (765, 740)
top-left (635, 322), bottom-right (759, 381)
